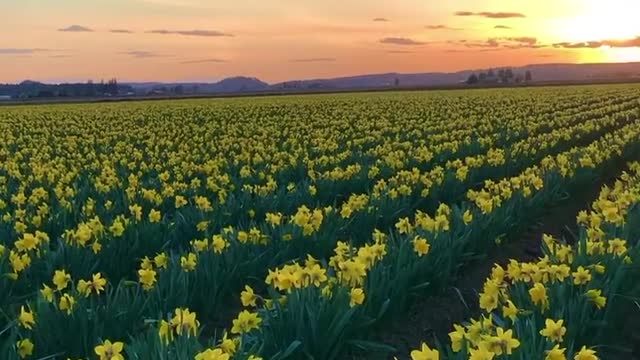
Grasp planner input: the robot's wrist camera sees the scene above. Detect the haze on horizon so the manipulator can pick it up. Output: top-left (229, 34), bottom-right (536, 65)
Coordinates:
top-left (2, 0), bottom-right (640, 83)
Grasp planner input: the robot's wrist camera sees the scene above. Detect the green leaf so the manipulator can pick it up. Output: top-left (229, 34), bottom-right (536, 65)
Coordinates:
top-left (280, 340), bottom-right (303, 359)
top-left (409, 281), bottom-right (431, 292)
top-left (347, 339), bottom-right (396, 353)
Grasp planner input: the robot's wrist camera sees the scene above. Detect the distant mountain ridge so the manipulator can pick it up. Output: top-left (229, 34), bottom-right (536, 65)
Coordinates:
top-left (127, 62), bottom-right (640, 94)
top-left (269, 62), bottom-right (640, 90)
top-left (4, 62), bottom-right (640, 99)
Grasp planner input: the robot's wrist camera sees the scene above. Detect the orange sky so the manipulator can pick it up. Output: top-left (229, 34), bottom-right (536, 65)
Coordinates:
top-left (1, 0), bottom-right (639, 83)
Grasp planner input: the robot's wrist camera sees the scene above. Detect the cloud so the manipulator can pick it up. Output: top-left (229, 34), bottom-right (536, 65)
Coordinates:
top-left (387, 50), bottom-right (414, 54)
top-left (486, 38), bottom-right (500, 47)
top-left (120, 50), bottom-right (163, 58)
top-left (373, 18), bottom-right (389, 22)
top-left (147, 29), bottom-right (233, 37)
top-left (110, 29), bottom-right (134, 33)
top-left (460, 37), bottom-right (542, 50)
top-left (478, 12), bottom-right (526, 18)
top-left (494, 25), bottom-right (512, 29)
top-left (58, 25), bottom-right (93, 32)
top-left (553, 42), bottom-right (601, 49)
top-left (505, 37), bottom-right (537, 45)
top-left (553, 36), bottom-right (640, 49)
top-left (380, 37), bottom-right (427, 46)
top-left (455, 11), bottom-right (525, 18)
top-left (181, 58), bottom-right (228, 64)
top-left (290, 57), bottom-right (337, 63)
top-left (602, 37), bottom-right (640, 47)
top-left (0, 48), bottom-right (49, 55)
top-left (425, 25), bottom-right (462, 30)
top-left (461, 39), bottom-right (499, 48)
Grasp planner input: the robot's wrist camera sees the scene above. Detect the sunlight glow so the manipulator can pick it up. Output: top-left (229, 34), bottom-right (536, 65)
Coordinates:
top-left (558, 0), bottom-right (640, 42)
top-left (2, 0), bottom-right (640, 82)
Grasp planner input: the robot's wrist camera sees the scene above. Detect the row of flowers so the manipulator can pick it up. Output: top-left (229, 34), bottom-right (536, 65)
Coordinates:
top-left (2, 85), bottom-right (640, 358)
top-left (409, 161), bottom-right (640, 359)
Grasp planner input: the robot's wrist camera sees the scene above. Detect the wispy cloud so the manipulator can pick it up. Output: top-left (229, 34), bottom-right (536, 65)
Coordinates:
top-left (425, 25), bottom-right (462, 31)
top-left (601, 37), bottom-right (640, 48)
top-left (455, 11), bottom-right (526, 18)
top-left (120, 50), bottom-right (164, 58)
top-left (380, 37), bottom-right (427, 46)
top-left (110, 29), bottom-right (134, 34)
top-left (0, 48), bottom-right (49, 55)
top-left (386, 50), bottom-right (414, 54)
top-left (290, 57), bottom-right (337, 63)
top-left (58, 25), bottom-right (94, 32)
top-left (147, 29), bottom-right (233, 37)
top-left (553, 41), bottom-right (605, 49)
top-left (505, 37), bottom-right (537, 45)
top-left (494, 25), bottom-right (512, 29)
top-left (458, 37), bottom-right (543, 50)
top-left (181, 58), bottom-right (228, 64)
top-left (553, 37), bottom-right (640, 49)
top-left (372, 18), bottom-right (389, 22)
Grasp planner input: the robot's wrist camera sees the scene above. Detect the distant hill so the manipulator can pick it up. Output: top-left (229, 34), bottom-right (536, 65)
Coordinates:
top-left (270, 62), bottom-right (640, 90)
top-left (518, 62), bottom-right (640, 82)
top-left (211, 76), bottom-right (269, 92)
top-left (271, 72), bottom-right (470, 90)
top-left (125, 76), bottom-right (268, 96)
top-left (4, 62), bottom-right (640, 100)
top-left (118, 62), bottom-right (640, 95)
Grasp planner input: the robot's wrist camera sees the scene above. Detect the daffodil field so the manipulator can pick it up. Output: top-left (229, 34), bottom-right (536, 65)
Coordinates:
top-left (409, 162), bottom-right (640, 360)
top-left (1, 85), bottom-right (640, 360)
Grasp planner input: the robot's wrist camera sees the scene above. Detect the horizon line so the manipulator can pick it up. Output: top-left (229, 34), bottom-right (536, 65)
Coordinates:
top-left (3, 60), bottom-right (640, 85)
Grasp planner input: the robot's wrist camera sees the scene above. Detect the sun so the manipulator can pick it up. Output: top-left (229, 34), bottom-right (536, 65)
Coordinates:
top-left (551, 0), bottom-right (640, 62)
top-left (558, 0), bottom-right (640, 42)
top-left (602, 47), bottom-right (640, 63)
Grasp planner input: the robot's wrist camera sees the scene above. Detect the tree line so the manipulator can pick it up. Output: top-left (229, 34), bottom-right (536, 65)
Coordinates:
top-left (0, 79), bottom-right (134, 99)
top-left (466, 68), bottom-right (532, 85)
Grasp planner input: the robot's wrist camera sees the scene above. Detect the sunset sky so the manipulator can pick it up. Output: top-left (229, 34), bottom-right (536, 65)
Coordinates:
top-left (2, 0), bottom-right (640, 83)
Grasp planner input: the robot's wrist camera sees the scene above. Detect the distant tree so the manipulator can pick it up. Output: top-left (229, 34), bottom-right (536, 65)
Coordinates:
top-left (106, 78), bottom-right (118, 96)
top-left (37, 90), bottom-right (54, 98)
top-left (85, 80), bottom-right (96, 97)
top-left (505, 68), bottom-right (514, 81)
top-left (525, 70), bottom-right (533, 82)
top-left (487, 68), bottom-right (495, 78)
top-left (515, 75), bottom-right (523, 84)
top-left (466, 73), bottom-right (479, 84)
top-left (498, 69), bottom-right (506, 83)
top-left (394, 78), bottom-right (400, 87)
top-left (479, 72), bottom-right (487, 81)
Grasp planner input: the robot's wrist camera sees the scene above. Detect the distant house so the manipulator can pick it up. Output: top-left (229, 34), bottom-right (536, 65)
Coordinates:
top-left (0, 95), bottom-right (12, 101)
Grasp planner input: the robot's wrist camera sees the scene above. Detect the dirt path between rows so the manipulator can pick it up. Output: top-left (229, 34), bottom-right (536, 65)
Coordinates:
top-left (371, 158), bottom-right (640, 360)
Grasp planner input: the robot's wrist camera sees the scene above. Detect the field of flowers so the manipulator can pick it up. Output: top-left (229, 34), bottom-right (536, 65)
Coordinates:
top-left (408, 162), bottom-right (640, 360)
top-left (1, 84), bottom-right (639, 359)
